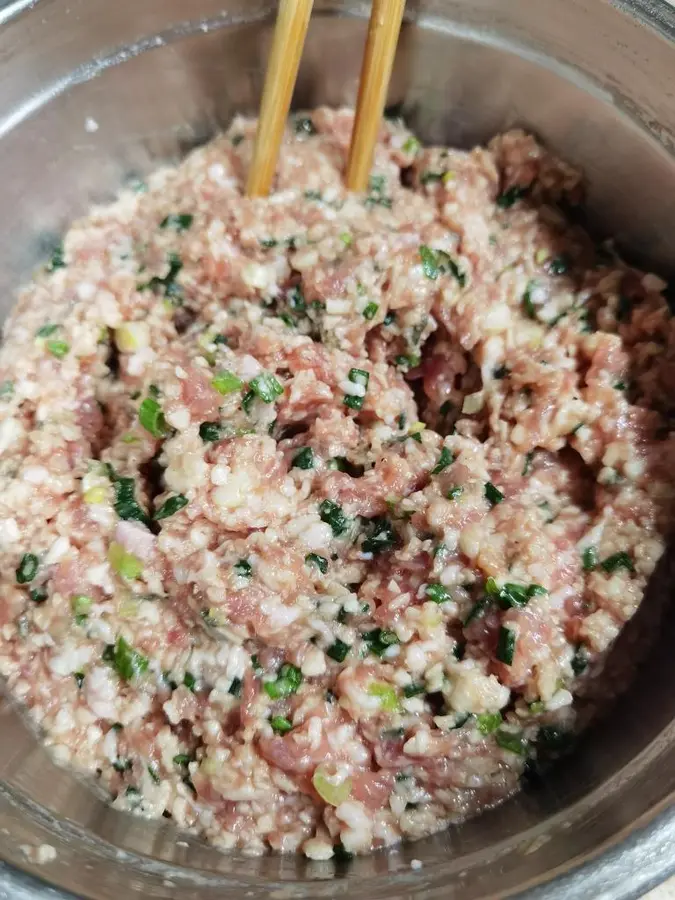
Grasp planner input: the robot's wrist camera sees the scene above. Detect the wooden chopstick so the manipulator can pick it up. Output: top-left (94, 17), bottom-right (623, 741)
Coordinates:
top-left (246, 0), bottom-right (315, 198)
top-left (346, 0), bottom-right (406, 193)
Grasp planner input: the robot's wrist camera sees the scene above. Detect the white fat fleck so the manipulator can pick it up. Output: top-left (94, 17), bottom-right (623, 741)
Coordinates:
top-left (166, 406), bottom-right (190, 431)
top-left (259, 597), bottom-right (301, 628)
top-left (303, 838), bottom-right (334, 860)
top-left (44, 536), bottom-right (70, 565)
top-left (84, 116), bottom-right (99, 132)
top-left (410, 859), bottom-right (423, 871)
top-left (301, 647), bottom-right (326, 677)
top-left (0, 418), bottom-right (23, 454)
top-left (326, 298), bottom-right (352, 315)
top-left (85, 666), bottom-right (119, 720)
top-left (87, 562), bottom-right (114, 594)
top-left (0, 518), bottom-right (19, 545)
top-left (340, 379), bottom-right (366, 397)
top-left (300, 521), bottom-right (333, 551)
top-left (239, 355), bottom-right (263, 379)
top-left (546, 689), bottom-right (573, 711)
top-left (48, 641), bottom-right (94, 676)
top-left (22, 465), bottom-right (49, 484)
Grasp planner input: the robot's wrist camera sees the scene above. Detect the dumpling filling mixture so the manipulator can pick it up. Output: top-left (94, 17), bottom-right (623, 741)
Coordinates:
top-left (0, 108), bottom-right (674, 859)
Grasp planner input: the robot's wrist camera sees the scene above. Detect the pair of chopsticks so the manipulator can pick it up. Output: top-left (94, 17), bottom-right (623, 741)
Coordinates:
top-left (246, 0), bottom-right (406, 198)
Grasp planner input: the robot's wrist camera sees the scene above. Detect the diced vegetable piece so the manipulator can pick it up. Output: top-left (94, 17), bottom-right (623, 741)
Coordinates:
top-left (600, 551), bottom-right (635, 574)
top-left (47, 339), bottom-right (69, 359)
top-left (183, 672), bottom-right (196, 692)
top-left (115, 322), bottom-right (150, 352)
top-left (362, 517), bottom-right (396, 554)
top-left (46, 244), bottom-right (66, 271)
top-left (403, 683), bottom-right (425, 698)
top-left (496, 625), bottom-right (516, 665)
top-left (343, 368), bottom-right (370, 411)
top-left (233, 559), bottom-right (252, 578)
top-left (425, 583), bottom-right (451, 604)
top-left (484, 481), bottom-right (504, 505)
top-left (109, 636), bottom-right (149, 681)
top-left (160, 213), bottom-right (193, 232)
top-left (367, 681), bottom-right (399, 712)
top-left (488, 581), bottom-right (546, 609)
top-left (326, 639), bottom-right (350, 663)
top-left (249, 372), bottom-right (283, 403)
top-left (419, 245), bottom-right (466, 285)
top-left (154, 494), bottom-right (188, 521)
top-left (362, 628), bottom-right (399, 657)
top-left (312, 764), bottom-right (352, 807)
top-left (292, 447), bottom-right (315, 470)
top-left (495, 728), bottom-right (527, 755)
top-left (16, 552), bottom-right (38, 584)
top-left (263, 663), bottom-right (302, 699)
top-left (476, 712), bottom-right (502, 735)
top-left (71, 595), bottom-right (92, 617)
top-left (29, 586), bottom-right (48, 604)
top-left (270, 715), bottom-right (292, 734)
top-left (108, 542), bottom-right (143, 579)
top-left (305, 553), bottom-right (328, 574)
top-left (108, 470), bottom-right (149, 525)
top-left (319, 500), bottom-right (349, 536)
top-left (211, 370), bottom-right (243, 395)
top-left (295, 117), bottom-right (317, 136)
top-left (447, 486), bottom-right (463, 500)
top-left (431, 446), bottom-right (454, 475)
top-left (363, 302), bottom-right (379, 320)
top-left (229, 677), bottom-right (242, 697)
top-left (496, 184), bottom-right (529, 209)
top-left (138, 396), bottom-right (169, 438)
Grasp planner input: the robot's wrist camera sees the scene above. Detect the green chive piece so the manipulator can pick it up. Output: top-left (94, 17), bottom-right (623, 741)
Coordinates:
top-left (16, 553), bottom-right (38, 584)
top-left (138, 396), bottom-right (169, 438)
top-left (496, 184), bottom-right (529, 209)
top-left (270, 715), bottom-right (293, 734)
top-left (402, 136), bottom-right (421, 154)
top-left (46, 244), bottom-right (66, 272)
top-left (233, 559), bottom-right (252, 578)
top-left (425, 583), bottom-right (451, 604)
top-left (362, 517), bottom-right (396, 554)
top-left (431, 446), bottom-right (454, 475)
top-left (295, 117), bottom-right (317, 136)
top-left (419, 246), bottom-right (466, 285)
top-left (183, 672), bottom-right (196, 692)
top-left (108, 542), bottom-right (143, 580)
top-left (344, 368), bottom-right (370, 411)
top-left (0, 380), bottom-right (14, 398)
top-left (582, 546), bottom-right (598, 571)
top-left (29, 586), bottom-right (48, 603)
top-left (403, 683), bottom-right (425, 698)
top-left (476, 712), bottom-right (503, 735)
top-left (319, 500), bottom-right (349, 536)
top-left (263, 663), bottom-right (302, 699)
top-left (211, 370), bottom-right (243, 395)
top-left (199, 421), bottom-right (224, 442)
top-left (326, 639), bottom-right (350, 663)
top-left (229, 676), bottom-right (242, 697)
top-left (160, 213), bottom-right (193, 232)
top-left (420, 245), bottom-right (439, 279)
top-left (362, 628), bottom-right (399, 657)
top-left (464, 597), bottom-right (489, 626)
top-left (490, 581), bottom-right (546, 610)
top-left (154, 494), bottom-right (188, 521)
top-left (305, 553), bottom-right (328, 575)
top-left (522, 451), bottom-right (535, 476)
top-left (71, 595), bottom-right (92, 617)
top-left (292, 447), bottom-right (315, 470)
top-left (363, 301), bottom-right (379, 320)
top-left (522, 283), bottom-right (537, 320)
top-left (249, 372), bottom-right (283, 403)
top-left (572, 643), bottom-right (590, 676)
top-left (485, 482), bottom-right (504, 506)
top-left (600, 551), bottom-right (635, 574)
top-left (495, 728), bottom-right (527, 755)
top-left (447, 486), bottom-right (463, 501)
top-left (74, 672), bottom-right (85, 689)
top-left (548, 255), bottom-right (570, 276)
top-left (35, 323), bottom-right (60, 338)
top-left (496, 626), bottom-right (516, 665)
top-left (46, 339), bottom-right (69, 359)
top-left (109, 636), bottom-right (149, 681)
top-left (108, 469), bottom-right (149, 525)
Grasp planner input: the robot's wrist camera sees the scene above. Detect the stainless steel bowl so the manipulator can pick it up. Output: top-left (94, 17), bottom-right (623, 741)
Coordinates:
top-left (1, 1), bottom-right (675, 897)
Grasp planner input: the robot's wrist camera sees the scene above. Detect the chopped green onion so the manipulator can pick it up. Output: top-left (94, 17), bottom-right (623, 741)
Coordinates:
top-left (333, 841), bottom-right (354, 862)
top-left (496, 184), bottom-right (529, 209)
top-left (173, 754), bottom-right (192, 767)
top-left (29, 586), bottom-right (48, 603)
top-left (362, 628), bottom-right (399, 657)
top-left (16, 553), bottom-right (39, 584)
top-left (199, 421), bottom-right (224, 442)
top-left (582, 546), bottom-right (598, 571)
top-left (326, 639), bottom-right (351, 663)
top-left (233, 559), bottom-right (252, 578)
top-left (46, 339), bottom-right (69, 359)
top-left (35, 323), bottom-right (59, 338)
top-left (420, 171), bottom-right (444, 185)
top-left (319, 500), bottom-right (349, 536)
top-left (292, 447), bottom-right (315, 470)
top-left (522, 451), bottom-right (535, 476)
top-left (600, 551), bottom-right (634, 574)
top-left (74, 672), bottom-right (85, 689)
top-left (464, 597), bottom-right (489, 626)
top-left (108, 470), bottom-right (149, 525)
top-left (383, 311), bottom-right (396, 326)
top-left (343, 368), bottom-right (370, 411)
top-left (495, 728), bottom-right (527, 755)
top-left (484, 482), bottom-right (504, 506)
top-left (263, 663), bottom-right (302, 699)
top-left (365, 175), bottom-right (392, 209)
top-left (138, 396), bottom-right (169, 438)
top-left (476, 712), bottom-right (502, 735)
top-left (431, 446), bottom-right (454, 475)
top-left (522, 282), bottom-right (537, 319)
top-left (71, 595), bottom-right (92, 617)
top-left (419, 246), bottom-right (466, 285)
top-left (305, 553), bottom-right (328, 574)
top-left (154, 494), bottom-right (188, 521)
top-left (160, 213), bottom-right (193, 232)
top-left (249, 372), bottom-right (283, 403)
top-left (487, 580), bottom-right (546, 609)
top-left (0, 380), bottom-right (14, 398)
top-left (270, 715), bottom-right (292, 734)
top-left (447, 486), bottom-right (463, 501)
top-left (402, 136), bottom-right (421, 154)
top-left (313, 764), bottom-right (352, 806)
top-left (211, 370), bottom-right (243, 395)
top-left (363, 302), bottom-right (379, 320)
top-left (108, 542), bottom-right (143, 580)
top-left (362, 517), bottom-right (397, 555)
top-left (183, 672), bottom-right (196, 692)
top-left (229, 676), bottom-right (242, 697)
top-left (367, 681), bottom-right (399, 712)
top-left (496, 626), bottom-right (516, 665)
top-left (109, 636), bottom-right (149, 681)
top-left (548, 255), bottom-right (570, 276)
top-left (403, 683), bottom-right (425, 698)
top-left (46, 244), bottom-right (66, 272)
top-left (425, 583), bottom-right (451, 604)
